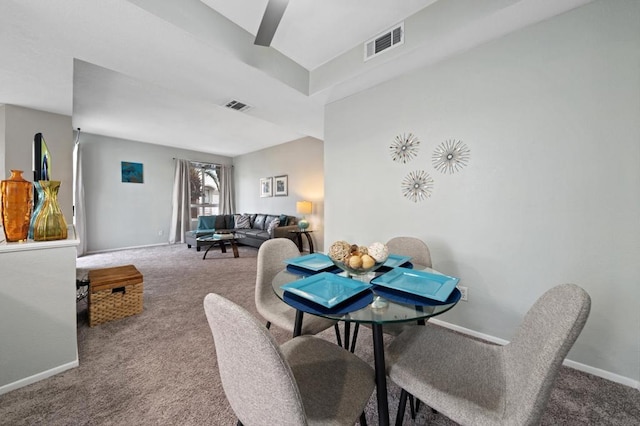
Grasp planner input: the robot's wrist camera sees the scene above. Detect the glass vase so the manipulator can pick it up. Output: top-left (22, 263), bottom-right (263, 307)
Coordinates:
top-left (33, 180), bottom-right (68, 241)
top-left (28, 181), bottom-right (45, 240)
top-left (1, 170), bottom-right (33, 242)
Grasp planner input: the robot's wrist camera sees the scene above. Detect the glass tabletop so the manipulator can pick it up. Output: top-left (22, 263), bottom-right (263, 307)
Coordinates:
top-left (197, 232), bottom-right (244, 242)
top-left (272, 264), bottom-right (460, 324)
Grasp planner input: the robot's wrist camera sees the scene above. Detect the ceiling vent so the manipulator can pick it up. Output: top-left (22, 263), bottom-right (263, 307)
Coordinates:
top-left (224, 100), bottom-right (252, 112)
top-left (364, 22), bottom-right (404, 61)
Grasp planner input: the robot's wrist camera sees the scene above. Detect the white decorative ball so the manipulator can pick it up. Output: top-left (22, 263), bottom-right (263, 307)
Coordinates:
top-left (368, 242), bottom-right (389, 263)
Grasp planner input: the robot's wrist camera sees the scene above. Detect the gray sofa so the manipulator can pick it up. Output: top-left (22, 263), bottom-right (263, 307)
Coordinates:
top-left (185, 213), bottom-right (299, 250)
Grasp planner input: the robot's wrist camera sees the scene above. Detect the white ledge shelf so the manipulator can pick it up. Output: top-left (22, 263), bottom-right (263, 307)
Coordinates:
top-left (0, 225), bottom-right (79, 253)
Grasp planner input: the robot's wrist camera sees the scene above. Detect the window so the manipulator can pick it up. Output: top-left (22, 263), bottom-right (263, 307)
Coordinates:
top-left (189, 162), bottom-right (220, 219)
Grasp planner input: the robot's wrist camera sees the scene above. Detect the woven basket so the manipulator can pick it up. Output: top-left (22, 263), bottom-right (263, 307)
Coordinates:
top-left (88, 265), bottom-right (143, 327)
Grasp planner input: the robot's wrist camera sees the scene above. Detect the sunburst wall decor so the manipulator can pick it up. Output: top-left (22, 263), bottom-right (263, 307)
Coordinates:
top-left (432, 139), bottom-right (471, 174)
top-left (390, 133), bottom-right (420, 163)
top-left (401, 170), bottom-right (434, 202)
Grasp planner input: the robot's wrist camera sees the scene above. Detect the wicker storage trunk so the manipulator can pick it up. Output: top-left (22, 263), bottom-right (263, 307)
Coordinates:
top-left (88, 265), bottom-right (143, 327)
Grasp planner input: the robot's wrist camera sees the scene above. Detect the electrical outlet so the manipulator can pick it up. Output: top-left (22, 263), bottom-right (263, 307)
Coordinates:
top-left (158, 230), bottom-right (164, 236)
top-left (458, 285), bottom-right (468, 302)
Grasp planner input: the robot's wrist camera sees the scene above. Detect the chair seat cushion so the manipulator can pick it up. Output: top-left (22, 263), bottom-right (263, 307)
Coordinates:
top-left (256, 297), bottom-right (336, 335)
top-left (387, 324), bottom-right (506, 425)
top-left (281, 336), bottom-right (375, 426)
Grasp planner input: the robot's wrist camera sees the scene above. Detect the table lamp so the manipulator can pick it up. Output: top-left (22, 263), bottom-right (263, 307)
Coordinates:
top-left (296, 201), bottom-right (312, 231)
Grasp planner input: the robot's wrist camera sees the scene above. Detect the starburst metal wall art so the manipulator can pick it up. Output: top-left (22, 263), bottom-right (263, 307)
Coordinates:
top-left (390, 133), bottom-right (420, 163)
top-left (401, 170), bottom-right (434, 202)
top-left (432, 139), bottom-right (471, 174)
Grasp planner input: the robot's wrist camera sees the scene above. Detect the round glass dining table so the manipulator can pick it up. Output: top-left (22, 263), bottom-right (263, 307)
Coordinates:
top-left (272, 264), bottom-right (461, 426)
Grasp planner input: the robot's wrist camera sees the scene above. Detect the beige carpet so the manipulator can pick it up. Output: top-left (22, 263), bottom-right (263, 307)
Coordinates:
top-left (0, 244), bottom-right (638, 425)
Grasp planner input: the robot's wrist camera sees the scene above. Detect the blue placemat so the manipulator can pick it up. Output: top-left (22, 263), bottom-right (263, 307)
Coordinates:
top-left (376, 261), bottom-right (414, 274)
top-left (283, 290), bottom-right (374, 315)
top-left (286, 264), bottom-right (341, 277)
top-left (371, 286), bottom-right (461, 306)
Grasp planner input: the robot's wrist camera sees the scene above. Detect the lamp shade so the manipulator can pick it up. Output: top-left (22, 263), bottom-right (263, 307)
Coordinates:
top-left (296, 201), bottom-right (312, 215)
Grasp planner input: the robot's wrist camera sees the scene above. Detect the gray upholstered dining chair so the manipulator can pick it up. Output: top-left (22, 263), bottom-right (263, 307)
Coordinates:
top-left (386, 283), bottom-right (591, 426)
top-left (204, 293), bottom-right (376, 426)
top-left (386, 236), bottom-right (432, 269)
top-left (255, 238), bottom-right (338, 337)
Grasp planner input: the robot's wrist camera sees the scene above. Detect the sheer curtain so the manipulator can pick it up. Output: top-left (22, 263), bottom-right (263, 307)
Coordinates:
top-left (169, 159), bottom-right (191, 244)
top-left (73, 132), bottom-right (87, 256)
top-left (219, 164), bottom-right (235, 215)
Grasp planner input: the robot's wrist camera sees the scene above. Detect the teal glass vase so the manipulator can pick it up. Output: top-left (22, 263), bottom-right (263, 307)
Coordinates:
top-left (28, 181), bottom-right (45, 239)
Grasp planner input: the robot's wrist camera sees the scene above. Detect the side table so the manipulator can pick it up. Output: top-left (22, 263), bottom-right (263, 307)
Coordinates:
top-left (288, 230), bottom-right (314, 253)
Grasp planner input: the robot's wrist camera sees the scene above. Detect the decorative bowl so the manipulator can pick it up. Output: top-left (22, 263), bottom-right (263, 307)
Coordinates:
top-left (328, 240), bottom-right (390, 277)
top-left (331, 258), bottom-right (385, 276)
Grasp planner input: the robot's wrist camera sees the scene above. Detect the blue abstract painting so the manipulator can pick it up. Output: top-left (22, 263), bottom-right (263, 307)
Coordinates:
top-left (121, 161), bottom-right (144, 183)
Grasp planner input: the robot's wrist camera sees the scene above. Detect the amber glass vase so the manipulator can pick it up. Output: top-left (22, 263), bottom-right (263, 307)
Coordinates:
top-left (33, 180), bottom-right (68, 241)
top-left (1, 170), bottom-right (33, 242)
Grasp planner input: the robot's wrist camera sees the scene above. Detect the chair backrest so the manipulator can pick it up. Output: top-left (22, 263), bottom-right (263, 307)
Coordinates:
top-left (504, 283), bottom-right (591, 425)
top-left (386, 236), bottom-right (432, 268)
top-left (255, 238), bottom-right (301, 313)
top-left (203, 293), bottom-right (307, 426)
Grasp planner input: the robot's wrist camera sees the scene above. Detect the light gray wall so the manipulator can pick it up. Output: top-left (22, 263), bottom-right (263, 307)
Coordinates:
top-left (80, 132), bottom-right (232, 253)
top-left (1, 105), bottom-right (73, 221)
top-left (233, 136), bottom-right (324, 251)
top-left (0, 106), bottom-right (5, 177)
top-left (325, 0), bottom-right (639, 384)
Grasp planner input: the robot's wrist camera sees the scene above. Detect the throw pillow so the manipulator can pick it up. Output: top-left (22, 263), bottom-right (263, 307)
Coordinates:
top-left (234, 214), bottom-right (251, 229)
top-left (267, 218), bottom-right (280, 234)
top-left (197, 215), bottom-right (217, 230)
top-left (279, 214), bottom-right (289, 226)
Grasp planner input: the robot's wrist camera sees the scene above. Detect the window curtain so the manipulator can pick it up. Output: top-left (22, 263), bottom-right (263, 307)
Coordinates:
top-left (219, 165), bottom-right (235, 215)
top-left (169, 159), bottom-right (191, 244)
top-left (73, 133), bottom-right (87, 257)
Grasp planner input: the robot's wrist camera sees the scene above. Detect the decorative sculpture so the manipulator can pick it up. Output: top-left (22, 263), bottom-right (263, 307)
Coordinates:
top-left (432, 139), bottom-right (470, 174)
top-left (390, 133), bottom-right (420, 163)
top-left (401, 170), bottom-right (434, 202)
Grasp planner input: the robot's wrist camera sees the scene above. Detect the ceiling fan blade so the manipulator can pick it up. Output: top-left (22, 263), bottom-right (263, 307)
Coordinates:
top-left (254, 0), bottom-right (289, 47)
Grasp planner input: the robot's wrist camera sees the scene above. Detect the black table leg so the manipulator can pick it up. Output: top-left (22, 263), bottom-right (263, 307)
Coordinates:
top-left (293, 310), bottom-right (304, 337)
top-left (372, 323), bottom-right (389, 426)
top-left (343, 322), bottom-right (351, 350)
top-left (350, 323), bottom-right (360, 353)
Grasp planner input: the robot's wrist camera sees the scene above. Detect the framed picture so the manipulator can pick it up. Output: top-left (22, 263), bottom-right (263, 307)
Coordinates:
top-left (121, 161), bottom-right (144, 183)
top-left (274, 175), bottom-right (288, 196)
top-left (260, 177), bottom-right (273, 197)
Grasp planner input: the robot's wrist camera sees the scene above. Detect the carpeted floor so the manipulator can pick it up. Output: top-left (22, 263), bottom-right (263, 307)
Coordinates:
top-left (0, 244), bottom-right (638, 425)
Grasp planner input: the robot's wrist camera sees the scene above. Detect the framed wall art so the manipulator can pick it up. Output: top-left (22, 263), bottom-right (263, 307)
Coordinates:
top-left (274, 175), bottom-right (288, 196)
top-left (121, 161), bottom-right (144, 183)
top-left (260, 177), bottom-right (273, 197)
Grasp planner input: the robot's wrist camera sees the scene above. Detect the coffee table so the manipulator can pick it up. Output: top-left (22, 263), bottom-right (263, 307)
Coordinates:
top-left (185, 230), bottom-right (215, 251)
top-left (198, 232), bottom-right (243, 260)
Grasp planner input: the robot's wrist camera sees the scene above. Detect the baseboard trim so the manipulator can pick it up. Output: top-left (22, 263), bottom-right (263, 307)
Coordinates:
top-left (86, 242), bottom-right (169, 255)
top-left (429, 318), bottom-right (640, 390)
top-left (0, 360), bottom-right (79, 395)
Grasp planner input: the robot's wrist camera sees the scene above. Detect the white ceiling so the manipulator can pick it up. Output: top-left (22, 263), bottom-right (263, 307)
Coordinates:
top-left (200, 0), bottom-right (440, 70)
top-left (0, 0), bottom-right (592, 157)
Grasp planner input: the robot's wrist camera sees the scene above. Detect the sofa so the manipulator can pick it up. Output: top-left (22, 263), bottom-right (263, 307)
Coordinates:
top-left (185, 213), bottom-right (299, 250)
